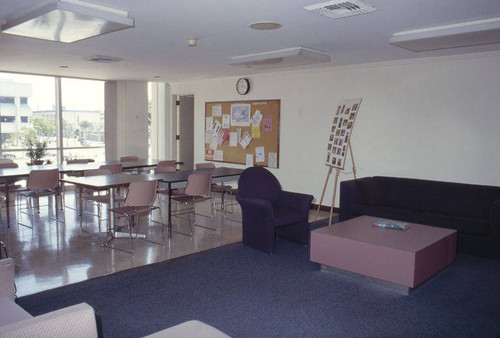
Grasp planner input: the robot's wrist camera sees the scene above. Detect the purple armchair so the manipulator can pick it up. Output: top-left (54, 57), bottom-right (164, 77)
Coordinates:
top-left (236, 167), bottom-right (314, 253)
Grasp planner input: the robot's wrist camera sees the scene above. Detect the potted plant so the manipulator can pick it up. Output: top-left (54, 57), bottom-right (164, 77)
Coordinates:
top-left (26, 138), bottom-right (48, 165)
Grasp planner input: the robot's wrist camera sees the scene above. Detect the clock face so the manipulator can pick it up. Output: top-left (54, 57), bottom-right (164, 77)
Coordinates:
top-left (236, 78), bottom-right (250, 95)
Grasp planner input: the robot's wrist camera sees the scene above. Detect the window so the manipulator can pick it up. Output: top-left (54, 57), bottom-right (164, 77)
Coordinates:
top-left (61, 78), bottom-right (105, 162)
top-left (0, 96), bottom-right (15, 104)
top-left (0, 116), bottom-right (15, 123)
top-left (0, 72), bottom-right (105, 164)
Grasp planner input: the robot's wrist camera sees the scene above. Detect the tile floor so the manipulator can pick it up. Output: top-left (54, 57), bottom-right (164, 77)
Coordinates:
top-left (0, 189), bottom-right (329, 297)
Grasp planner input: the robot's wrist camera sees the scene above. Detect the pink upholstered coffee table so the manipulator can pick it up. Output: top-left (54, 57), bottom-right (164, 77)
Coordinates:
top-left (310, 215), bottom-right (457, 294)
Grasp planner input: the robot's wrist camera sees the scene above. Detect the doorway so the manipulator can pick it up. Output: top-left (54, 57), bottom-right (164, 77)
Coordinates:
top-left (176, 95), bottom-right (194, 170)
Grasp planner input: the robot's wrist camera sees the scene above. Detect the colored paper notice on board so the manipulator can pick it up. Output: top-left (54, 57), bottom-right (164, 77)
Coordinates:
top-left (239, 132), bottom-right (252, 149)
top-left (212, 105), bottom-right (222, 117)
top-left (205, 148), bottom-right (214, 159)
top-left (255, 146), bottom-right (265, 162)
top-left (250, 109), bottom-right (263, 127)
top-left (205, 130), bottom-right (213, 144)
top-left (222, 114), bottom-right (230, 129)
top-left (246, 154), bottom-right (254, 166)
top-left (217, 130), bottom-right (225, 146)
top-left (206, 117), bottom-right (213, 131)
top-left (252, 124), bottom-right (261, 138)
top-left (268, 152), bottom-right (277, 168)
top-left (263, 116), bottom-right (272, 131)
top-left (214, 150), bottom-right (223, 161)
top-left (213, 120), bottom-right (222, 134)
top-left (229, 132), bottom-right (237, 147)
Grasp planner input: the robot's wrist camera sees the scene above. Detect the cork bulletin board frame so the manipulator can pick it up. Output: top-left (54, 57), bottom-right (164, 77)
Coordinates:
top-left (204, 99), bottom-right (280, 168)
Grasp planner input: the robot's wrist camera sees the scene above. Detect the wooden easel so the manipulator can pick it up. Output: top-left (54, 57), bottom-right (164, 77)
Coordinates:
top-left (315, 140), bottom-right (357, 226)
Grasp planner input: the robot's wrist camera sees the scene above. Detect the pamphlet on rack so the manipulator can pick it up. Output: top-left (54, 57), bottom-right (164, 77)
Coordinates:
top-left (373, 219), bottom-right (411, 231)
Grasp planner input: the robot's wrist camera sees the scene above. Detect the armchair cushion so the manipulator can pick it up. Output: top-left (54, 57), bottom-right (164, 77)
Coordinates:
top-left (273, 206), bottom-right (307, 227)
top-left (277, 191), bottom-right (314, 212)
top-left (238, 166), bottom-right (281, 203)
top-left (237, 167), bottom-right (314, 253)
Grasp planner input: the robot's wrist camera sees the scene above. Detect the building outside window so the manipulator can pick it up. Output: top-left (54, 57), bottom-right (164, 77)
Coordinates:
top-left (0, 73), bottom-right (105, 163)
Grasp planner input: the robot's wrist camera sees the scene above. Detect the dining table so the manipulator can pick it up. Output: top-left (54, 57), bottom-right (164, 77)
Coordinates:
top-left (59, 167), bottom-right (243, 243)
top-left (0, 158), bottom-right (180, 225)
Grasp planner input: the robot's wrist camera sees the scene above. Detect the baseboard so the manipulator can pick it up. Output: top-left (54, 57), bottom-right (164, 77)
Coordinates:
top-left (311, 204), bottom-right (337, 213)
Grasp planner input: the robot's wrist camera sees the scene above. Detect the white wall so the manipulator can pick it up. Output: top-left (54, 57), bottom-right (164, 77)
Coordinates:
top-left (170, 51), bottom-right (500, 206)
top-left (106, 80), bottom-right (148, 160)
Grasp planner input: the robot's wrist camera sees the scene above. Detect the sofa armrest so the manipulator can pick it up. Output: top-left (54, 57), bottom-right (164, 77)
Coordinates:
top-left (489, 199), bottom-right (500, 259)
top-left (339, 179), bottom-right (364, 221)
top-left (277, 191), bottom-right (314, 214)
top-left (0, 302), bottom-right (98, 338)
top-left (0, 258), bottom-right (15, 301)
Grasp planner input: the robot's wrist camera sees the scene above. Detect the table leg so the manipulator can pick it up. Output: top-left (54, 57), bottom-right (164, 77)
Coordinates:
top-left (167, 183), bottom-right (172, 239)
top-left (4, 185), bottom-right (10, 226)
top-left (109, 187), bottom-right (115, 234)
top-left (102, 187), bottom-right (115, 246)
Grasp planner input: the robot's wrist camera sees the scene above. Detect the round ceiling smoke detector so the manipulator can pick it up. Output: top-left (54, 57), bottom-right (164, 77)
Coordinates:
top-left (185, 38), bottom-right (198, 47)
top-left (249, 21), bottom-right (282, 30)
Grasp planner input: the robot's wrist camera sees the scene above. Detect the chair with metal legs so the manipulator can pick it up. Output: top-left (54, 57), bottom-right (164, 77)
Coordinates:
top-left (195, 163), bottom-right (232, 214)
top-left (0, 163), bottom-right (26, 226)
top-left (81, 168), bottom-right (119, 233)
top-left (17, 168), bottom-right (64, 228)
top-left (171, 172), bottom-right (215, 236)
top-left (99, 163), bottom-right (123, 174)
top-left (157, 160), bottom-right (176, 170)
top-left (107, 180), bottom-right (164, 253)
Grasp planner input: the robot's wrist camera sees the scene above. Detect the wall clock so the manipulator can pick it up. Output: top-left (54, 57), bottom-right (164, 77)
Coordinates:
top-left (236, 78), bottom-right (250, 95)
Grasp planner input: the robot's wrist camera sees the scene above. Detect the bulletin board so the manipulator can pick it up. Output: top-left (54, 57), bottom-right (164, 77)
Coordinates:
top-left (204, 99), bottom-right (280, 168)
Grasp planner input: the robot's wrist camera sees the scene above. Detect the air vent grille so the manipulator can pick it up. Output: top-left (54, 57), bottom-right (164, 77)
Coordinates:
top-left (85, 55), bottom-right (123, 63)
top-left (304, 0), bottom-right (376, 19)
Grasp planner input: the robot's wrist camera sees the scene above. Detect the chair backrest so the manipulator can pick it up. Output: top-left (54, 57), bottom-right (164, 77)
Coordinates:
top-left (0, 163), bottom-right (18, 169)
top-left (184, 173), bottom-right (212, 196)
top-left (26, 168), bottom-right (59, 191)
top-left (125, 180), bottom-right (158, 207)
top-left (237, 167), bottom-right (281, 203)
top-left (120, 156), bottom-right (139, 162)
top-left (154, 166), bottom-right (176, 174)
top-left (67, 159), bottom-right (92, 164)
top-left (157, 160), bottom-right (176, 168)
top-left (99, 164), bottom-right (123, 174)
top-left (0, 159), bottom-right (14, 164)
top-left (84, 169), bottom-right (112, 177)
top-left (195, 163), bottom-right (215, 170)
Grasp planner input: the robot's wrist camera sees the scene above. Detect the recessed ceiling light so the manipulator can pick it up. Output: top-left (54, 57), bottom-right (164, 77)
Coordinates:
top-left (85, 55), bottom-right (123, 63)
top-left (249, 22), bottom-right (282, 30)
top-left (390, 17), bottom-right (500, 52)
top-left (230, 46), bottom-right (331, 70)
top-left (185, 37), bottom-right (198, 47)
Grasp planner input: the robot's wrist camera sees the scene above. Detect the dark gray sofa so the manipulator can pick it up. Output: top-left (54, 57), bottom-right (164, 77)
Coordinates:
top-left (339, 176), bottom-right (500, 260)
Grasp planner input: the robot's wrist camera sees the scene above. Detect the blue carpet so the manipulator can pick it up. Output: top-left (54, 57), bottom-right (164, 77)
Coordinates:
top-left (17, 220), bottom-right (500, 337)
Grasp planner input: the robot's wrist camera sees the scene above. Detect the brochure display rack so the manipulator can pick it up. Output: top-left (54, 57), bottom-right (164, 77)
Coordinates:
top-left (316, 98), bottom-right (362, 225)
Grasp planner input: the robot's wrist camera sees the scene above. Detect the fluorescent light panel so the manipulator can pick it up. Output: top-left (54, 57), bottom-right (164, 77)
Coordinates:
top-left (230, 47), bottom-right (331, 70)
top-left (1, 1), bottom-right (134, 43)
top-left (390, 17), bottom-right (500, 52)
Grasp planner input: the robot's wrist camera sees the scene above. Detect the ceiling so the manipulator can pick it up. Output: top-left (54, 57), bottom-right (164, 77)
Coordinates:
top-left (1, 0), bottom-right (500, 83)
